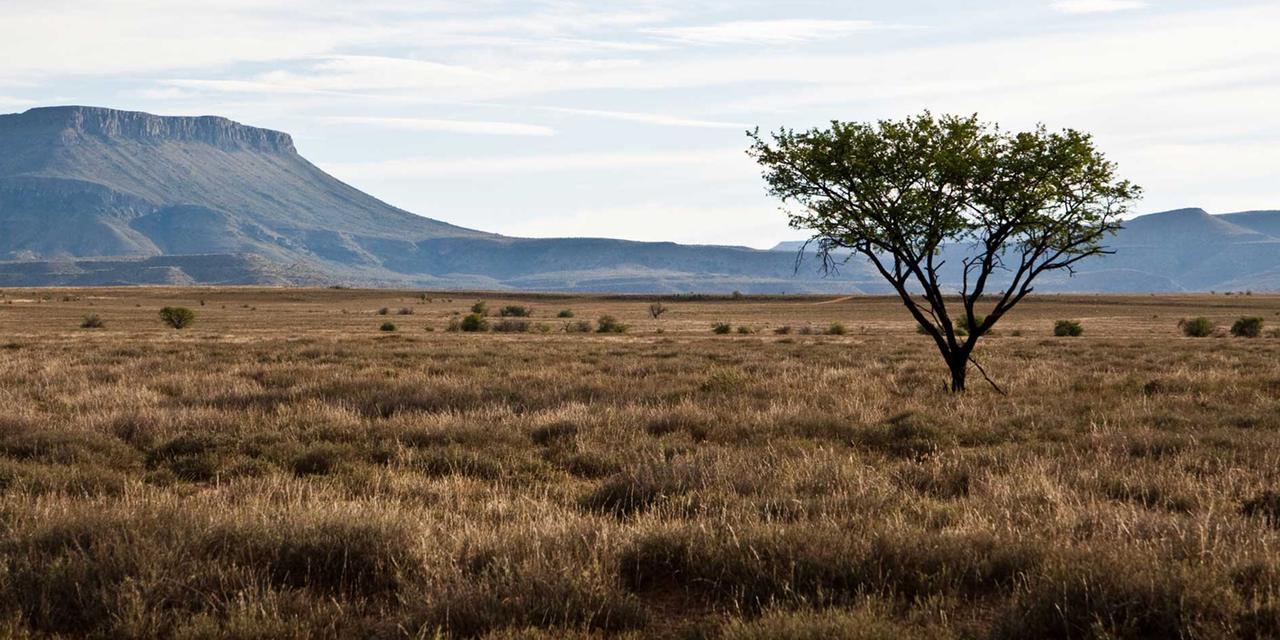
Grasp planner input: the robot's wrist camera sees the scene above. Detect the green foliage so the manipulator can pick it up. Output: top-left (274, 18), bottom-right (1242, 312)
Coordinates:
top-left (1054, 319), bottom-right (1084, 337)
top-left (470, 301), bottom-right (488, 316)
top-left (557, 309), bottom-right (575, 318)
top-left (377, 307), bottom-right (389, 315)
top-left (1179, 317), bottom-right (1215, 338)
top-left (1231, 317), bottom-right (1264, 338)
top-left (712, 322), bottom-right (732, 335)
top-left (379, 322), bottom-right (396, 332)
top-left (460, 313), bottom-right (488, 332)
top-left (596, 315), bottom-right (628, 333)
top-left (564, 320), bottom-right (592, 333)
top-left (158, 306), bottom-right (195, 329)
top-left (498, 305), bottom-right (532, 317)
top-left (80, 314), bottom-right (104, 329)
top-left (749, 112), bottom-right (1139, 392)
top-left (827, 322), bottom-right (848, 336)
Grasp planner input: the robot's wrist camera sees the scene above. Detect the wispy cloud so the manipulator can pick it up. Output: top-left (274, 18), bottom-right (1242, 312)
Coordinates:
top-left (541, 106), bottom-right (748, 129)
top-left (1051, 1), bottom-right (1149, 15)
top-left (323, 149), bottom-right (742, 178)
top-left (643, 19), bottom-right (879, 46)
top-left (323, 116), bottom-right (555, 136)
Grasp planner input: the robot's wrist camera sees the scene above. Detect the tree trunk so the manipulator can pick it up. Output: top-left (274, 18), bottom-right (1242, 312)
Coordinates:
top-left (948, 355), bottom-right (967, 393)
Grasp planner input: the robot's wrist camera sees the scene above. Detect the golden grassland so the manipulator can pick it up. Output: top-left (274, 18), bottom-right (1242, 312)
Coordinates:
top-left (1, 287), bottom-right (1279, 639)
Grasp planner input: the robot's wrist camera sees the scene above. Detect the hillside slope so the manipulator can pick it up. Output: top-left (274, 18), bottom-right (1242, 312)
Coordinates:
top-left (0, 106), bottom-right (878, 292)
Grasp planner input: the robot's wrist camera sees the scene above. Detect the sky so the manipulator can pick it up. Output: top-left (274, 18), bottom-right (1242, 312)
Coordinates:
top-left (2, 0), bottom-right (1278, 248)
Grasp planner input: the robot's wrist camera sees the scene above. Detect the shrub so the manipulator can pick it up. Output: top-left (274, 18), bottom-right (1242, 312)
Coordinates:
top-left (564, 320), bottom-right (593, 333)
top-left (596, 315), bottom-right (628, 333)
top-left (460, 313), bottom-right (488, 332)
top-left (827, 322), bottom-right (848, 336)
top-left (712, 323), bottom-right (732, 335)
top-left (377, 307), bottom-right (390, 315)
top-left (648, 302), bottom-right (668, 319)
top-left (80, 314), bottom-right (104, 329)
top-left (773, 326), bottom-right (792, 335)
top-left (1053, 319), bottom-right (1083, 337)
top-left (952, 314), bottom-right (985, 337)
top-left (736, 326), bottom-right (755, 335)
top-left (499, 305), bottom-right (533, 317)
top-left (1179, 317), bottom-right (1215, 337)
top-left (557, 309), bottom-right (575, 318)
top-left (1231, 317), bottom-right (1264, 338)
top-left (470, 301), bottom-right (489, 315)
top-left (158, 306), bottom-right (195, 329)
top-left (492, 319), bottom-right (531, 333)
top-left (379, 322), bottom-right (397, 332)
top-left (395, 307), bottom-right (414, 315)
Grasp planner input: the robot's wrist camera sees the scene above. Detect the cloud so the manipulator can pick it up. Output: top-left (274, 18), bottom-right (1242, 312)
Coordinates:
top-left (322, 116), bottom-right (555, 136)
top-left (643, 19), bottom-right (879, 45)
top-left (322, 148), bottom-right (744, 178)
top-left (541, 106), bottom-right (748, 129)
top-left (1051, 1), bottom-right (1148, 14)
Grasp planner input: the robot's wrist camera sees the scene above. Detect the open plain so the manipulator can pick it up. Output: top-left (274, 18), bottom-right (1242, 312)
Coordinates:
top-left (1, 288), bottom-right (1279, 638)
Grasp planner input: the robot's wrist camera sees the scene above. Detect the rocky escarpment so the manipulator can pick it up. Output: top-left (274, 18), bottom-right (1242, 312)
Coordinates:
top-left (0, 106), bottom-right (296, 154)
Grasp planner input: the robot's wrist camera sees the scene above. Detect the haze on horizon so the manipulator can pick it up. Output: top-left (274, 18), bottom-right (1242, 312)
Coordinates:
top-left (2, 0), bottom-right (1277, 249)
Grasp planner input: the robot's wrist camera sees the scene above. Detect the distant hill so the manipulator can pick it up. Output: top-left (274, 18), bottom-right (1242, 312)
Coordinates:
top-left (0, 106), bottom-right (1275, 292)
top-left (772, 207), bottom-right (1280, 292)
top-left (0, 106), bottom-right (884, 292)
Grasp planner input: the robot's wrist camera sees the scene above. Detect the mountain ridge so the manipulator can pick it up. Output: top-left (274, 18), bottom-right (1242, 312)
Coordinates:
top-left (0, 105), bottom-right (1277, 292)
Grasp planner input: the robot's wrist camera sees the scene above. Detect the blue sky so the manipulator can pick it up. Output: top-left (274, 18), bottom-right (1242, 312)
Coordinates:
top-left (2, 0), bottom-right (1277, 247)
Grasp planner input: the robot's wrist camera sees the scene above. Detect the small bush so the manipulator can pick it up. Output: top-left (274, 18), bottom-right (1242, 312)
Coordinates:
top-left (1053, 319), bottom-right (1083, 337)
top-left (379, 322), bottom-right (397, 332)
top-left (377, 307), bottom-right (390, 315)
top-left (649, 302), bottom-right (668, 319)
top-left (712, 323), bottom-right (732, 335)
top-left (492, 319), bottom-right (531, 333)
top-left (470, 301), bottom-right (489, 315)
top-left (952, 314), bottom-right (985, 337)
top-left (564, 320), bottom-right (593, 333)
top-left (773, 326), bottom-right (792, 335)
top-left (499, 305), bottom-right (533, 317)
top-left (596, 315), bottom-right (628, 333)
top-left (557, 309), bottom-right (575, 318)
top-left (1180, 317), bottom-right (1215, 337)
top-left (1231, 317), bottom-right (1264, 338)
top-left (395, 307), bottom-right (414, 315)
top-left (460, 313), bottom-right (488, 332)
top-left (827, 322), bottom-right (848, 336)
top-left (158, 306), bottom-right (195, 329)
top-left (80, 314), bottom-right (104, 329)
top-left (736, 326), bottom-right (755, 335)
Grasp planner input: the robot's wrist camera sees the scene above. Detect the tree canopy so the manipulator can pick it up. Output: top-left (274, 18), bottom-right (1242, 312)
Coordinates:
top-left (749, 113), bottom-right (1140, 392)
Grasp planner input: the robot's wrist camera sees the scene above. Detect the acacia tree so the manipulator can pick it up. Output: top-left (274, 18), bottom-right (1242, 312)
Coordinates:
top-left (749, 113), bottom-right (1140, 392)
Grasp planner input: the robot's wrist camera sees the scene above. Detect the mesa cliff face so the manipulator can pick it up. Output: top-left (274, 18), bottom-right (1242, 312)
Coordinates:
top-left (0, 106), bottom-right (298, 154)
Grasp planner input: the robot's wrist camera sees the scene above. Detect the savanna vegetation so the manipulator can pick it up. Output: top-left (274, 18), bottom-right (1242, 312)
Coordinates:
top-left (0, 287), bottom-right (1278, 638)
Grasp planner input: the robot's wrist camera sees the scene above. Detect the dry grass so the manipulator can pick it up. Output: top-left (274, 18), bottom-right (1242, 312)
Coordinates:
top-left (0, 287), bottom-right (1279, 638)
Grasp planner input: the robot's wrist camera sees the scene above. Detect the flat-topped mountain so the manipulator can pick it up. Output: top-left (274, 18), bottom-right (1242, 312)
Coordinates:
top-left (0, 106), bottom-right (869, 291)
top-left (1, 106), bottom-right (1276, 291)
